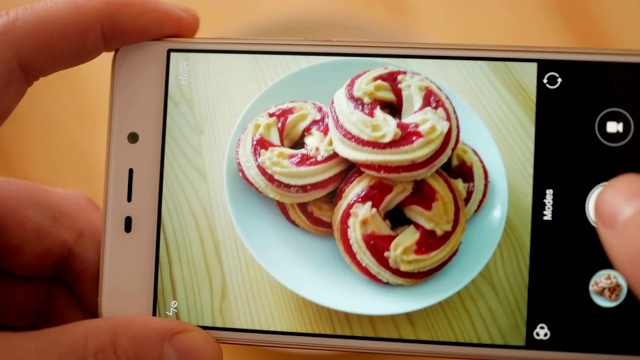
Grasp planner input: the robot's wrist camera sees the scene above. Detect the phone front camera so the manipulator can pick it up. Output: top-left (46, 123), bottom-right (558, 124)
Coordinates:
top-left (127, 131), bottom-right (139, 144)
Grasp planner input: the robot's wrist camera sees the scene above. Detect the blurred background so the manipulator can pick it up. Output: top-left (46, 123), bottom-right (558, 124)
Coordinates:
top-left (2, 1), bottom-right (640, 359)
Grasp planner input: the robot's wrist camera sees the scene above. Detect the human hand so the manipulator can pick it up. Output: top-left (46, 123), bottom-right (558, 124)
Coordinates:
top-left (596, 173), bottom-right (640, 298)
top-left (0, 0), bottom-right (222, 359)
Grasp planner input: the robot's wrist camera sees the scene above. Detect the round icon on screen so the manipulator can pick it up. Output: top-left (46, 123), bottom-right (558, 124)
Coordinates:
top-left (543, 72), bottom-right (562, 89)
top-left (595, 108), bottom-right (634, 147)
top-left (589, 269), bottom-right (628, 308)
top-left (533, 323), bottom-right (551, 340)
top-left (585, 182), bottom-right (606, 227)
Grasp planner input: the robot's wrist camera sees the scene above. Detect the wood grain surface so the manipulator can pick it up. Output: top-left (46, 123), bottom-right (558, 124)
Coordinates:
top-left (156, 54), bottom-right (534, 346)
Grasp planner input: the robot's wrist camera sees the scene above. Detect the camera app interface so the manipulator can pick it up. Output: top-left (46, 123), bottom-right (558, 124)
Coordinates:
top-left (156, 50), bottom-right (640, 356)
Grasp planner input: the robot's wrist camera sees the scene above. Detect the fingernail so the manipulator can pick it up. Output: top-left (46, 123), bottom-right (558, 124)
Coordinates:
top-left (164, 331), bottom-right (221, 360)
top-left (596, 179), bottom-right (640, 229)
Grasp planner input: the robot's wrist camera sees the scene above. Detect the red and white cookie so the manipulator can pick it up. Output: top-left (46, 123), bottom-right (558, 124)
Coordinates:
top-left (329, 66), bottom-right (459, 182)
top-left (236, 101), bottom-right (352, 203)
top-left (276, 193), bottom-right (334, 236)
top-left (443, 142), bottom-right (489, 218)
top-left (333, 168), bottom-right (466, 286)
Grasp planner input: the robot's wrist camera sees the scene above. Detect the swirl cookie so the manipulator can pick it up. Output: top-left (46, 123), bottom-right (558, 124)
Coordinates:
top-left (333, 168), bottom-right (466, 285)
top-left (590, 272), bottom-right (623, 302)
top-left (443, 142), bottom-right (489, 218)
top-left (236, 101), bottom-right (352, 203)
top-left (276, 193), bottom-right (334, 236)
top-left (329, 66), bottom-right (459, 182)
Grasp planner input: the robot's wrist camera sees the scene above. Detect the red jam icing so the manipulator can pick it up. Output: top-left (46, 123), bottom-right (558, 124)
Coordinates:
top-left (400, 177), bottom-right (461, 255)
top-left (332, 69), bottom-right (455, 151)
top-left (399, 179), bottom-right (437, 211)
top-left (270, 106), bottom-right (297, 145)
top-left (277, 201), bottom-right (331, 231)
top-left (337, 170), bottom-right (461, 283)
top-left (356, 128), bottom-right (456, 175)
top-left (236, 139), bottom-right (344, 195)
top-left (448, 159), bottom-right (475, 204)
top-left (277, 201), bottom-right (296, 225)
top-left (248, 136), bottom-right (345, 192)
top-left (333, 168), bottom-right (364, 205)
top-left (298, 202), bottom-right (332, 229)
top-left (271, 103), bottom-right (338, 168)
top-left (237, 102), bottom-right (349, 194)
top-left (267, 103), bottom-right (337, 168)
top-left (446, 146), bottom-right (489, 209)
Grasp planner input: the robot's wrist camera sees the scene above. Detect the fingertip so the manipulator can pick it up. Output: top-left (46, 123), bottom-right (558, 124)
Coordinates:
top-left (161, 1), bottom-right (200, 18)
top-left (1, 317), bottom-right (222, 360)
top-left (164, 328), bottom-right (222, 360)
top-left (154, 0), bottom-right (200, 39)
top-left (97, 0), bottom-right (201, 50)
top-left (595, 173), bottom-right (640, 296)
top-left (595, 173), bottom-right (640, 230)
top-left (0, 0), bottom-right (201, 122)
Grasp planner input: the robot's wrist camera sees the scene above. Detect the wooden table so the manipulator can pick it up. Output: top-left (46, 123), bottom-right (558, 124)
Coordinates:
top-left (157, 53), bottom-right (533, 344)
top-left (2, 1), bottom-right (640, 359)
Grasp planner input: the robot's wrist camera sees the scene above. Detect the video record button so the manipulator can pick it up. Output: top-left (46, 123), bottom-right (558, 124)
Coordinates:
top-left (595, 108), bottom-right (634, 147)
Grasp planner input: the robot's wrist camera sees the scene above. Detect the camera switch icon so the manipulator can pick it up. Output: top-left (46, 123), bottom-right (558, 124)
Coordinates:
top-left (543, 72), bottom-right (562, 89)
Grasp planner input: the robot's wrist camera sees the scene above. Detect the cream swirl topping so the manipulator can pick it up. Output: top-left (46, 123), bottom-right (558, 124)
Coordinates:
top-left (386, 173), bottom-right (464, 273)
top-left (330, 66), bottom-right (456, 166)
top-left (333, 169), bottom-right (466, 285)
top-left (236, 101), bottom-right (351, 203)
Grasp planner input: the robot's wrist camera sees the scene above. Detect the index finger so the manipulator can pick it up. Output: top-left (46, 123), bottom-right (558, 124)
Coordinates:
top-left (0, 0), bottom-right (199, 123)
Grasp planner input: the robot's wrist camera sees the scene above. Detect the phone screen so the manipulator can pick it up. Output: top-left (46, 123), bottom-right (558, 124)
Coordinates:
top-left (155, 49), bottom-right (640, 356)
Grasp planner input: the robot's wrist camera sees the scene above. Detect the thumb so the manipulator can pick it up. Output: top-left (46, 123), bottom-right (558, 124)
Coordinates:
top-left (0, 316), bottom-right (222, 360)
top-left (595, 173), bottom-right (640, 298)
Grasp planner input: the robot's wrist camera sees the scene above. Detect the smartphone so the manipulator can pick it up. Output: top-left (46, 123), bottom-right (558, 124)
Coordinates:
top-left (100, 39), bottom-right (640, 359)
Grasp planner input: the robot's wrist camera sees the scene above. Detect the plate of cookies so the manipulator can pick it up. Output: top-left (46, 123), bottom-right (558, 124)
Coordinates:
top-left (589, 269), bottom-right (628, 308)
top-left (224, 58), bottom-right (508, 315)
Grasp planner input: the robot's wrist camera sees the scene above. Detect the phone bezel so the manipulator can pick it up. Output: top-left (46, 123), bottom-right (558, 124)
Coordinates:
top-left (99, 39), bottom-right (640, 360)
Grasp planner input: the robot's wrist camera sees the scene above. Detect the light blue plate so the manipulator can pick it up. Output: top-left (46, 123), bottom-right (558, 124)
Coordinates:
top-left (589, 269), bottom-right (628, 308)
top-left (223, 58), bottom-right (508, 315)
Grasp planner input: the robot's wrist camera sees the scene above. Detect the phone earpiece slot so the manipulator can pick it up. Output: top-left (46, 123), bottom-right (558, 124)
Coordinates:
top-left (127, 168), bottom-right (133, 203)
